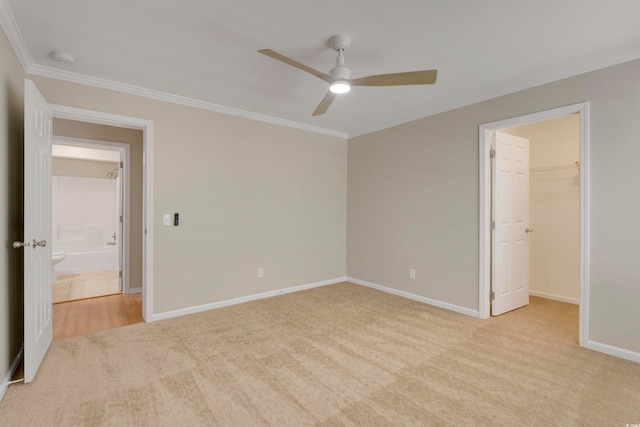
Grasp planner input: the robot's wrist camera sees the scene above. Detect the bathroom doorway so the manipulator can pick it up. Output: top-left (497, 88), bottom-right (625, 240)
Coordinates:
top-left (51, 138), bottom-right (130, 303)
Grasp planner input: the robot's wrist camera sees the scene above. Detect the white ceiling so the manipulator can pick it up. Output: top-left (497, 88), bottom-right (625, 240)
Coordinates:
top-left (4, 1), bottom-right (640, 137)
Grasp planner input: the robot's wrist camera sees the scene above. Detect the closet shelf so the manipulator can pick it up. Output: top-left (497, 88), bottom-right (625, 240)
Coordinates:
top-left (530, 162), bottom-right (580, 173)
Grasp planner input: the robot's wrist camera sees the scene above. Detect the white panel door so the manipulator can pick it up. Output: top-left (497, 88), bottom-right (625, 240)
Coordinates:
top-left (23, 79), bottom-right (53, 382)
top-left (492, 131), bottom-right (530, 316)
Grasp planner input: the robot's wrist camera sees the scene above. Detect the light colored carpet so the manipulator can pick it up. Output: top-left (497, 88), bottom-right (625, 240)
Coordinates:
top-left (1, 282), bottom-right (639, 426)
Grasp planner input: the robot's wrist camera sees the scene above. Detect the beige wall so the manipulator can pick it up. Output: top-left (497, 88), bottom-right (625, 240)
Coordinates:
top-left (348, 59), bottom-right (640, 353)
top-left (0, 27), bottom-right (25, 390)
top-left (503, 115), bottom-right (580, 302)
top-left (53, 119), bottom-right (144, 288)
top-left (29, 76), bottom-right (348, 314)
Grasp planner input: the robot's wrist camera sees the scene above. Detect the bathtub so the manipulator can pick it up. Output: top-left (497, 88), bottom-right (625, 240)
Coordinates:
top-left (54, 246), bottom-right (118, 274)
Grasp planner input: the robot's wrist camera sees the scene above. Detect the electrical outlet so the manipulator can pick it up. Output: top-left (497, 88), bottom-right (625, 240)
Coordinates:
top-left (409, 268), bottom-right (416, 279)
top-left (257, 268), bottom-right (264, 278)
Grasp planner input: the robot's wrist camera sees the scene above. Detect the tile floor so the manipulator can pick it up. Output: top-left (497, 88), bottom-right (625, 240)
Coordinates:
top-left (53, 269), bottom-right (121, 303)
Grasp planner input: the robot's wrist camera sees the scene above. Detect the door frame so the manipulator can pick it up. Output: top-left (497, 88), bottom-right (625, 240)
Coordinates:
top-left (50, 104), bottom-right (154, 322)
top-left (51, 136), bottom-right (132, 293)
top-left (478, 102), bottom-right (590, 346)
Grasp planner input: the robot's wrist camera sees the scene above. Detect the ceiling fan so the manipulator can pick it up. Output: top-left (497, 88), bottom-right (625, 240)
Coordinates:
top-left (258, 34), bottom-right (438, 116)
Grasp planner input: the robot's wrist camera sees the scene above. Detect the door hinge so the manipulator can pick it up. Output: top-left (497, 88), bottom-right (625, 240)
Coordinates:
top-left (491, 220), bottom-right (495, 230)
top-left (490, 148), bottom-right (496, 158)
top-left (490, 291), bottom-right (495, 300)
top-left (119, 215), bottom-right (123, 223)
top-left (119, 270), bottom-right (123, 278)
top-left (119, 161), bottom-right (123, 168)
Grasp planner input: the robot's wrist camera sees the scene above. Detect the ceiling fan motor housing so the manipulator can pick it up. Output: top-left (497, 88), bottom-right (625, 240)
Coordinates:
top-left (329, 34), bottom-right (351, 51)
top-left (330, 59), bottom-right (351, 79)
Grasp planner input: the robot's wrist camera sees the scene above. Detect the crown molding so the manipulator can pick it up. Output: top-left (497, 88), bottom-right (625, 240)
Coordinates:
top-left (29, 64), bottom-right (348, 139)
top-left (0, 0), bottom-right (31, 71)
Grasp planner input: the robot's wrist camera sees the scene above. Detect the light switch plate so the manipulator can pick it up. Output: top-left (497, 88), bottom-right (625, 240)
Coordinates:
top-left (162, 214), bottom-right (171, 226)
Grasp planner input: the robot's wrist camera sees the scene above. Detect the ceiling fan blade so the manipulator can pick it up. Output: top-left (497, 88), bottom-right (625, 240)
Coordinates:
top-left (312, 91), bottom-right (337, 116)
top-left (351, 70), bottom-right (438, 86)
top-left (258, 49), bottom-right (333, 83)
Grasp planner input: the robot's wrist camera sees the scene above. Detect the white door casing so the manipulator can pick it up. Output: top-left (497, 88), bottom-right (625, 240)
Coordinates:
top-left (491, 131), bottom-right (530, 316)
top-left (116, 157), bottom-right (123, 292)
top-left (23, 79), bottom-right (53, 383)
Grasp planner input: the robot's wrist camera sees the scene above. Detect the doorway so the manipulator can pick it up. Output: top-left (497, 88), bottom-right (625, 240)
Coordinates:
top-left (51, 139), bottom-right (129, 303)
top-left (50, 104), bottom-right (154, 322)
top-left (478, 102), bottom-right (590, 347)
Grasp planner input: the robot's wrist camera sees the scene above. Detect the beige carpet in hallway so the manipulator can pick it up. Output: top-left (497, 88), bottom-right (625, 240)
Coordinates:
top-left (1, 282), bottom-right (638, 426)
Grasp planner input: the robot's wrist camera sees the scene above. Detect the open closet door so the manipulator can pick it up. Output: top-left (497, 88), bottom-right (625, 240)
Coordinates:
top-left (492, 131), bottom-right (531, 316)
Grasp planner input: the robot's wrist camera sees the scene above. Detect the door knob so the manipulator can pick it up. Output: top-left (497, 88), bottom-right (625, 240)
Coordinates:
top-left (32, 239), bottom-right (47, 248)
top-left (525, 227), bottom-right (534, 233)
top-left (14, 240), bottom-right (47, 248)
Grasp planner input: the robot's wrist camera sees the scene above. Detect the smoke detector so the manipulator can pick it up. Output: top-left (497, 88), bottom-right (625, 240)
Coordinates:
top-left (50, 50), bottom-right (76, 64)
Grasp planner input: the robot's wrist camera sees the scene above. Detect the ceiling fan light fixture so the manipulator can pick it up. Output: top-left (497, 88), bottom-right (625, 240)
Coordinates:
top-left (329, 80), bottom-right (351, 94)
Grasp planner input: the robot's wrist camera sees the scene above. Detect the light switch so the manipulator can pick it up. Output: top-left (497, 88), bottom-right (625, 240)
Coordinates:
top-left (162, 214), bottom-right (171, 226)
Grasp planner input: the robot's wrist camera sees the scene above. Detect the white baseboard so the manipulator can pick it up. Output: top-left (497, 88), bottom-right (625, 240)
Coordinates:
top-left (585, 340), bottom-right (640, 364)
top-left (0, 346), bottom-right (23, 402)
top-left (151, 277), bottom-right (347, 322)
top-left (347, 277), bottom-right (479, 318)
top-left (529, 290), bottom-right (579, 305)
top-left (126, 287), bottom-right (142, 294)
